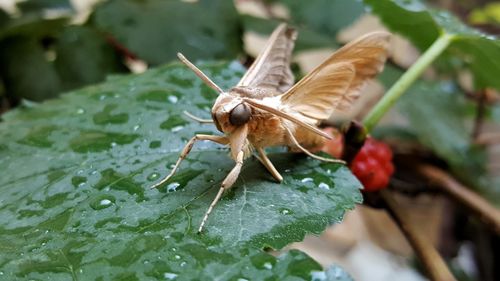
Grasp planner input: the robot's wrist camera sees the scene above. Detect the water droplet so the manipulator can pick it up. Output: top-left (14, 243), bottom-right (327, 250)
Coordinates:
top-left (133, 125), bottom-right (140, 131)
top-left (171, 247), bottom-right (177, 252)
top-left (237, 278), bottom-right (248, 281)
top-left (180, 261), bottom-right (187, 267)
top-left (301, 177), bottom-right (313, 183)
top-left (100, 199), bottom-right (112, 206)
top-left (263, 262), bottom-right (273, 269)
top-left (111, 142), bottom-right (117, 147)
top-left (0, 271), bottom-right (4, 275)
top-left (143, 260), bottom-right (150, 264)
top-left (279, 208), bottom-right (291, 215)
top-left (163, 272), bottom-right (178, 280)
top-left (318, 182), bottom-right (330, 190)
top-left (174, 255), bottom-right (181, 260)
top-left (167, 182), bottom-right (180, 192)
top-left (311, 270), bottom-right (327, 281)
top-left (171, 126), bottom-right (184, 132)
top-left (284, 169), bottom-right (291, 173)
top-left (76, 108), bottom-right (85, 114)
top-left (147, 172), bottom-right (160, 181)
top-left (89, 195), bottom-right (115, 210)
top-left (168, 95), bottom-right (178, 103)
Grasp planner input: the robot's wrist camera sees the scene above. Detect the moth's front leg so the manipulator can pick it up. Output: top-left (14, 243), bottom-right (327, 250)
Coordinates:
top-left (256, 147), bottom-right (283, 182)
top-left (198, 150), bottom-right (244, 233)
top-left (151, 134), bottom-right (229, 189)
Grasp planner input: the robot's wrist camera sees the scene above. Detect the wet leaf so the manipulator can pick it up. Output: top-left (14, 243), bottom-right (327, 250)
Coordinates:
top-left (0, 61), bottom-right (361, 279)
top-left (364, 0), bottom-right (500, 90)
top-left (90, 0), bottom-right (243, 65)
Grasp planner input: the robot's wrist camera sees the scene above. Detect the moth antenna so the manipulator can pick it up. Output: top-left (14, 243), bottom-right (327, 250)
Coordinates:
top-left (183, 111), bottom-right (213, 123)
top-left (177, 52), bottom-right (224, 94)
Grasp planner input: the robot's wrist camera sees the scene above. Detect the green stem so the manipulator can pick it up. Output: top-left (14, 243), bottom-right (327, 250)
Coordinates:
top-left (362, 33), bottom-right (455, 132)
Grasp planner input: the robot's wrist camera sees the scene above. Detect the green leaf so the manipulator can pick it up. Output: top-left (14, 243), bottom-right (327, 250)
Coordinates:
top-left (0, 61), bottom-right (361, 278)
top-left (0, 14), bottom-right (68, 40)
top-left (364, 0), bottom-right (500, 90)
top-left (54, 25), bottom-right (127, 91)
top-left (0, 37), bottom-right (61, 101)
top-left (90, 0), bottom-right (243, 65)
top-left (280, 0), bottom-right (365, 37)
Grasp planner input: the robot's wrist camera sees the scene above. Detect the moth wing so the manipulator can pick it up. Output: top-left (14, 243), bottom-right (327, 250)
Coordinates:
top-left (281, 31), bottom-right (391, 118)
top-left (237, 23), bottom-right (297, 93)
top-left (279, 62), bottom-right (355, 122)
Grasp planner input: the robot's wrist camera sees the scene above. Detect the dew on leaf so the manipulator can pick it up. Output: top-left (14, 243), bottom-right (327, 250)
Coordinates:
top-left (301, 177), bottom-right (313, 183)
top-left (89, 195), bottom-right (115, 210)
top-left (167, 182), bottom-right (180, 192)
top-left (147, 172), bottom-right (160, 181)
top-left (311, 270), bottom-right (327, 281)
top-left (318, 182), bottom-right (330, 190)
top-left (279, 208), bottom-right (292, 215)
top-left (168, 95), bottom-right (178, 103)
top-left (163, 272), bottom-right (178, 280)
top-left (171, 126), bottom-right (184, 132)
top-left (263, 262), bottom-right (273, 269)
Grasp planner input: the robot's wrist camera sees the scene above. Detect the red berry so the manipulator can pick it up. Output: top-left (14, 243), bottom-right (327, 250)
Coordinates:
top-left (349, 137), bottom-right (394, 192)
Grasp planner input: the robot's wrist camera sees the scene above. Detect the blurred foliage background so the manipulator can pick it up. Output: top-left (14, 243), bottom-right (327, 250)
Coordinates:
top-left (1, 0), bottom-right (500, 280)
top-left (0, 0), bottom-right (498, 105)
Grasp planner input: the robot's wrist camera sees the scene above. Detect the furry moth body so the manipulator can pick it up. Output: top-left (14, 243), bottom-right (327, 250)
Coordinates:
top-left (152, 24), bottom-right (391, 232)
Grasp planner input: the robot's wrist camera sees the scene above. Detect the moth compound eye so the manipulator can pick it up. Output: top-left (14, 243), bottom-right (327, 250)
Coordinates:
top-left (229, 103), bottom-right (251, 126)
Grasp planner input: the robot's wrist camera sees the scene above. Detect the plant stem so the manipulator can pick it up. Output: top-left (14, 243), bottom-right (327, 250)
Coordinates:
top-left (418, 165), bottom-right (500, 235)
top-left (380, 190), bottom-right (457, 281)
top-left (363, 33), bottom-right (455, 132)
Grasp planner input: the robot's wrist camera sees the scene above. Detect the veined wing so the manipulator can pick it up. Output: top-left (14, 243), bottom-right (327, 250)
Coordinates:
top-left (280, 32), bottom-right (391, 121)
top-left (237, 23), bottom-right (297, 93)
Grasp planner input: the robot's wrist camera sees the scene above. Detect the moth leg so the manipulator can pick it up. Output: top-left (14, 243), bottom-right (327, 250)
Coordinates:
top-left (198, 150), bottom-right (244, 233)
top-left (183, 110), bottom-right (213, 123)
top-left (151, 134), bottom-right (229, 189)
top-left (284, 127), bottom-right (345, 164)
top-left (256, 147), bottom-right (283, 182)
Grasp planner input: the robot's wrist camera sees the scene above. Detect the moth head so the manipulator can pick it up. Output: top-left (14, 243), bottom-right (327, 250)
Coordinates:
top-left (212, 94), bottom-right (251, 133)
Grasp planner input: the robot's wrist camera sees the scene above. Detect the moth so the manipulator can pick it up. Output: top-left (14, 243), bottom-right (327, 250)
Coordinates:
top-left (152, 24), bottom-right (391, 232)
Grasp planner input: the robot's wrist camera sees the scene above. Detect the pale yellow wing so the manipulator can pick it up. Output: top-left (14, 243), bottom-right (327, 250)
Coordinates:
top-left (237, 23), bottom-right (297, 93)
top-left (279, 62), bottom-right (355, 121)
top-left (281, 31), bottom-right (391, 120)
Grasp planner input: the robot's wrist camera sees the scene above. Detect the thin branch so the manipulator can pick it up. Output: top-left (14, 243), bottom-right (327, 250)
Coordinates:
top-left (475, 132), bottom-right (500, 146)
top-left (418, 165), bottom-right (500, 235)
top-left (471, 90), bottom-right (487, 141)
top-left (380, 190), bottom-right (457, 281)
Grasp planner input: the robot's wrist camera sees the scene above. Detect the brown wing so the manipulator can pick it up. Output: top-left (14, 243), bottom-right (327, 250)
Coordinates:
top-left (237, 23), bottom-right (297, 93)
top-left (281, 31), bottom-right (391, 120)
